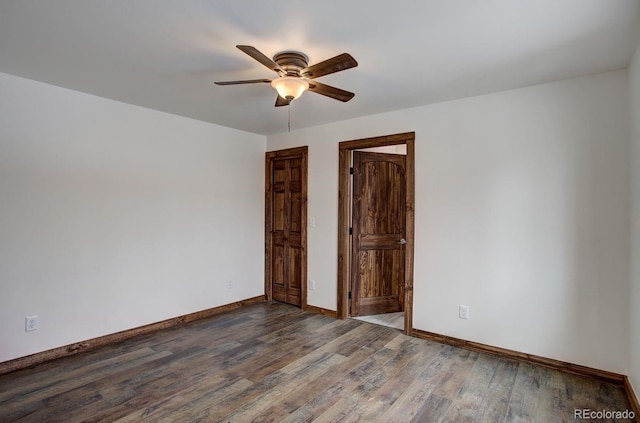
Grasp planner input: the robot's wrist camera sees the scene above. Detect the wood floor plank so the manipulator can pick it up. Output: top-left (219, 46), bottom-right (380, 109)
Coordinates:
top-left (329, 338), bottom-right (441, 422)
top-left (179, 367), bottom-right (289, 421)
top-left (136, 377), bottom-right (253, 422)
top-left (440, 354), bottom-right (501, 422)
top-left (1, 348), bottom-right (173, 411)
top-left (215, 354), bottom-right (347, 422)
top-left (373, 339), bottom-right (446, 403)
top-left (532, 367), bottom-right (567, 423)
top-left (431, 347), bottom-right (480, 401)
top-left (0, 346), bottom-right (161, 401)
top-left (0, 302), bottom-right (633, 422)
top-left (234, 321), bottom-right (393, 385)
top-left (21, 382), bottom-right (103, 423)
top-left (378, 342), bottom-right (452, 421)
top-left (411, 393), bottom-right (452, 423)
top-left (474, 358), bottom-right (519, 422)
top-left (504, 363), bottom-right (543, 422)
top-left (281, 346), bottom-right (404, 421)
top-left (279, 332), bottom-right (403, 422)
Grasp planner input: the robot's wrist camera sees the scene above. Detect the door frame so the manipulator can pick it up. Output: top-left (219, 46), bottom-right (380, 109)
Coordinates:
top-left (337, 132), bottom-right (415, 335)
top-left (265, 146), bottom-right (308, 309)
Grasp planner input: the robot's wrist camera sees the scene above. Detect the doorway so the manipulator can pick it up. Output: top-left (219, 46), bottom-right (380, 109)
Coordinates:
top-left (337, 133), bottom-right (415, 335)
top-left (265, 146), bottom-right (308, 308)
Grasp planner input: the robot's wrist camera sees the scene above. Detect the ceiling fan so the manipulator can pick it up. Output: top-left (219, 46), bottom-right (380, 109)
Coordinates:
top-left (215, 45), bottom-right (358, 107)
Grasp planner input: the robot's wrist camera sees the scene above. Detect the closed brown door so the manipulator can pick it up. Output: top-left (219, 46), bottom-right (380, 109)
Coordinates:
top-left (351, 151), bottom-right (406, 317)
top-left (266, 148), bottom-right (307, 307)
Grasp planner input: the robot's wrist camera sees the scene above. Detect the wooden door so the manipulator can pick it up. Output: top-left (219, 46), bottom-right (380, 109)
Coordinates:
top-left (266, 148), bottom-right (307, 307)
top-left (351, 151), bottom-right (406, 317)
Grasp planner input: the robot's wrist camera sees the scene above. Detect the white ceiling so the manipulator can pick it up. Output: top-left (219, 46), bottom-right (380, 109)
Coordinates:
top-left (1, 1), bottom-right (639, 136)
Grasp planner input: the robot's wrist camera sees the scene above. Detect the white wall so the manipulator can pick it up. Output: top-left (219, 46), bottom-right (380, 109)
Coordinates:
top-left (0, 72), bottom-right (266, 362)
top-left (629, 46), bottom-right (640, 393)
top-left (268, 70), bottom-right (630, 373)
top-left (356, 145), bottom-right (407, 155)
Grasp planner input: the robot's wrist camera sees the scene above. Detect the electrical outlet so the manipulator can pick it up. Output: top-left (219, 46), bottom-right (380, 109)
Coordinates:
top-left (309, 279), bottom-right (316, 291)
top-left (227, 280), bottom-right (233, 290)
top-left (25, 315), bottom-right (38, 332)
top-left (309, 217), bottom-right (316, 228)
top-left (459, 305), bottom-right (469, 320)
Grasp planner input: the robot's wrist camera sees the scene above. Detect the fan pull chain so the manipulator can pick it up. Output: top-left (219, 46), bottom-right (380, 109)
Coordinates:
top-left (288, 103), bottom-right (291, 133)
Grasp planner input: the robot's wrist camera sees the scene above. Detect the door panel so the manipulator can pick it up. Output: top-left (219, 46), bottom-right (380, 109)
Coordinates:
top-left (351, 151), bottom-right (406, 316)
top-left (289, 158), bottom-right (302, 235)
top-left (272, 244), bottom-right (286, 301)
top-left (267, 150), bottom-right (307, 307)
top-left (287, 246), bottom-right (302, 305)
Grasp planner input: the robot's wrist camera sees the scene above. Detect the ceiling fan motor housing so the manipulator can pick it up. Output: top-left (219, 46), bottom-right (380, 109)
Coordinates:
top-left (273, 51), bottom-right (309, 76)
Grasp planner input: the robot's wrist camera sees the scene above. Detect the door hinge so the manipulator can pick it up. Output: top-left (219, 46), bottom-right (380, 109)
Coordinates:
top-left (350, 167), bottom-right (354, 175)
top-left (349, 227), bottom-right (353, 235)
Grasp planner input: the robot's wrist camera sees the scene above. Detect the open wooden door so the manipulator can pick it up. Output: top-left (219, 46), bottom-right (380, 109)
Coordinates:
top-left (265, 147), bottom-right (307, 308)
top-left (350, 151), bottom-right (406, 317)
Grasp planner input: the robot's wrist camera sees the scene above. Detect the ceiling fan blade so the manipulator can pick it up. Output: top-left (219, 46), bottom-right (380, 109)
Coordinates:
top-left (301, 53), bottom-right (358, 79)
top-left (307, 81), bottom-right (355, 102)
top-left (275, 95), bottom-right (291, 107)
top-left (214, 79), bottom-right (271, 85)
top-left (237, 45), bottom-right (283, 74)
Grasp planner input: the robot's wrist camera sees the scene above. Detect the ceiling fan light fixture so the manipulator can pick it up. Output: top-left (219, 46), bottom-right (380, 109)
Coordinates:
top-left (271, 76), bottom-right (309, 101)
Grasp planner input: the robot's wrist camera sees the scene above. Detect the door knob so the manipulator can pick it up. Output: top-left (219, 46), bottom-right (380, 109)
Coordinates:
top-left (398, 238), bottom-right (407, 245)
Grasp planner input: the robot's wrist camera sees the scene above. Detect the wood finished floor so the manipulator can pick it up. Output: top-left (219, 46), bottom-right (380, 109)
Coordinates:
top-left (0, 302), bottom-right (633, 422)
top-left (352, 312), bottom-right (404, 330)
